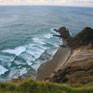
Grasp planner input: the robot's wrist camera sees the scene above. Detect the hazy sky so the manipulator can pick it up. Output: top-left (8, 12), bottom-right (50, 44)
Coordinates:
top-left (0, 0), bottom-right (93, 6)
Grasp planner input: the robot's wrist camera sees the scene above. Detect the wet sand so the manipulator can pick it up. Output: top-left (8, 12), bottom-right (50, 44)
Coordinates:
top-left (37, 45), bottom-right (71, 81)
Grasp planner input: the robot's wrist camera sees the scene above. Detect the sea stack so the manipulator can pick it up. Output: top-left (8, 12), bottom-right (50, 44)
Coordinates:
top-left (53, 26), bottom-right (72, 40)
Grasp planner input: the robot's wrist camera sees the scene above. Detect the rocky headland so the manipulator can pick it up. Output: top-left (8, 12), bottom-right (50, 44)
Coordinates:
top-left (54, 27), bottom-right (93, 49)
top-left (49, 27), bottom-right (93, 84)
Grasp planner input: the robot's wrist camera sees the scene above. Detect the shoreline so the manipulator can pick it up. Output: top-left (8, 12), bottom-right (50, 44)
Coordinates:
top-left (37, 40), bottom-right (72, 81)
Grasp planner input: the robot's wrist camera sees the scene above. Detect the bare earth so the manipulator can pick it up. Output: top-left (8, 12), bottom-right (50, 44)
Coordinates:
top-left (37, 46), bottom-right (71, 81)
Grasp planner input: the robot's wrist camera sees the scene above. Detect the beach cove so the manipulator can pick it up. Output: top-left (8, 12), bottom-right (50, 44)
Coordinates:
top-left (37, 39), bottom-right (72, 80)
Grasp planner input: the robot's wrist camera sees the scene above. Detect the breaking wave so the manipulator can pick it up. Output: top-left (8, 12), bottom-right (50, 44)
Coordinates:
top-left (0, 28), bottom-right (61, 81)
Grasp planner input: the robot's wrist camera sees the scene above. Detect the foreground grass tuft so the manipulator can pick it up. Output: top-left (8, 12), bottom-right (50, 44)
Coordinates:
top-left (0, 78), bottom-right (93, 93)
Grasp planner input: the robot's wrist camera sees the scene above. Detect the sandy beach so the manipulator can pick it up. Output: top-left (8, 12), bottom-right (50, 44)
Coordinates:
top-left (37, 42), bottom-right (71, 80)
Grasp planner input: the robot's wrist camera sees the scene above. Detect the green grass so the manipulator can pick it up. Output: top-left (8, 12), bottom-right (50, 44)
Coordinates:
top-left (0, 79), bottom-right (93, 93)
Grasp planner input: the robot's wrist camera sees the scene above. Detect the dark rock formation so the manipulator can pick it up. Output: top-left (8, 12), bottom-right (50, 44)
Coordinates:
top-left (70, 27), bottom-right (93, 48)
top-left (53, 27), bottom-right (72, 40)
top-left (54, 26), bottom-right (93, 49)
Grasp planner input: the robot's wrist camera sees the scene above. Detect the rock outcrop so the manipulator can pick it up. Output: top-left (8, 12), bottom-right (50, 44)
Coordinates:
top-left (54, 27), bottom-right (72, 41)
top-left (69, 27), bottom-right (93, 48)
top-left (54, 27), bottom-right (93, 49)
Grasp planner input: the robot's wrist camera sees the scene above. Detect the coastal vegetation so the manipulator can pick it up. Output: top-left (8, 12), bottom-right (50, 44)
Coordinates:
top-left (0, 78), bottom-right (93, 93)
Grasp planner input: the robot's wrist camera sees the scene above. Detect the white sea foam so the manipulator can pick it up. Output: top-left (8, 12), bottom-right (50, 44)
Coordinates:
top-left (69, 31), bottom-right (72, 36)
top-left (32, 37), bottom-right (45, 44)
top-left (19, 68), bottom-right (27, 76)
top-left (0, 55), bottom-right (14, 62)
top-left (9, 67), bottom-right (28, 79)
top-left (51, 48), bottom-right (58, 56)
top-left (51, 28), bottom-right (60, 35)
top-left (18, 44), bottom-right (47, 66)
top-left (28, 44), bottom-right (47, 50)
top-left (14, 60), bottom-right (26, 65)
top-left (31, 49), bottom-right (58, 71)
top-left (19, 52), bottom-right (35, 66)
top-left (2, 46), bottom-right (26, 56)
top-left (44, 33), bottom-right (53, 39)
top-left (0, 65), bottom-right (8, 75)
top-left (27, 47), bottom-right (45, 60)
top-left (32, 63), bottom-right (41, 71)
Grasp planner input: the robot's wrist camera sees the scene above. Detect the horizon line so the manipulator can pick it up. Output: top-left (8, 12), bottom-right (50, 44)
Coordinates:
top-left (0, 4), bottom-right (93, 8)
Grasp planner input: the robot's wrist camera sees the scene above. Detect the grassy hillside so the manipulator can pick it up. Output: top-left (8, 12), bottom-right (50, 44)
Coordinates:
top-left (0, 78), bottom-right (93, 93)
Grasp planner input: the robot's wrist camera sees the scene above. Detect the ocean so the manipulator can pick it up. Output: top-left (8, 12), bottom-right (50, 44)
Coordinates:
top-left (0, 6), bottom-right (93, 81)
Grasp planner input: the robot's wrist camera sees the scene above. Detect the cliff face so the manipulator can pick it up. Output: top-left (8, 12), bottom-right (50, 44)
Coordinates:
top-left (50, 27), bottom-right (93, 84)
top-left (49, 47), bottom-right (93, 84)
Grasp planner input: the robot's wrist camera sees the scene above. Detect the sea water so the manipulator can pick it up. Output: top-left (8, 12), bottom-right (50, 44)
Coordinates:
top-left (0, 6), bottom-right (93, 81)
